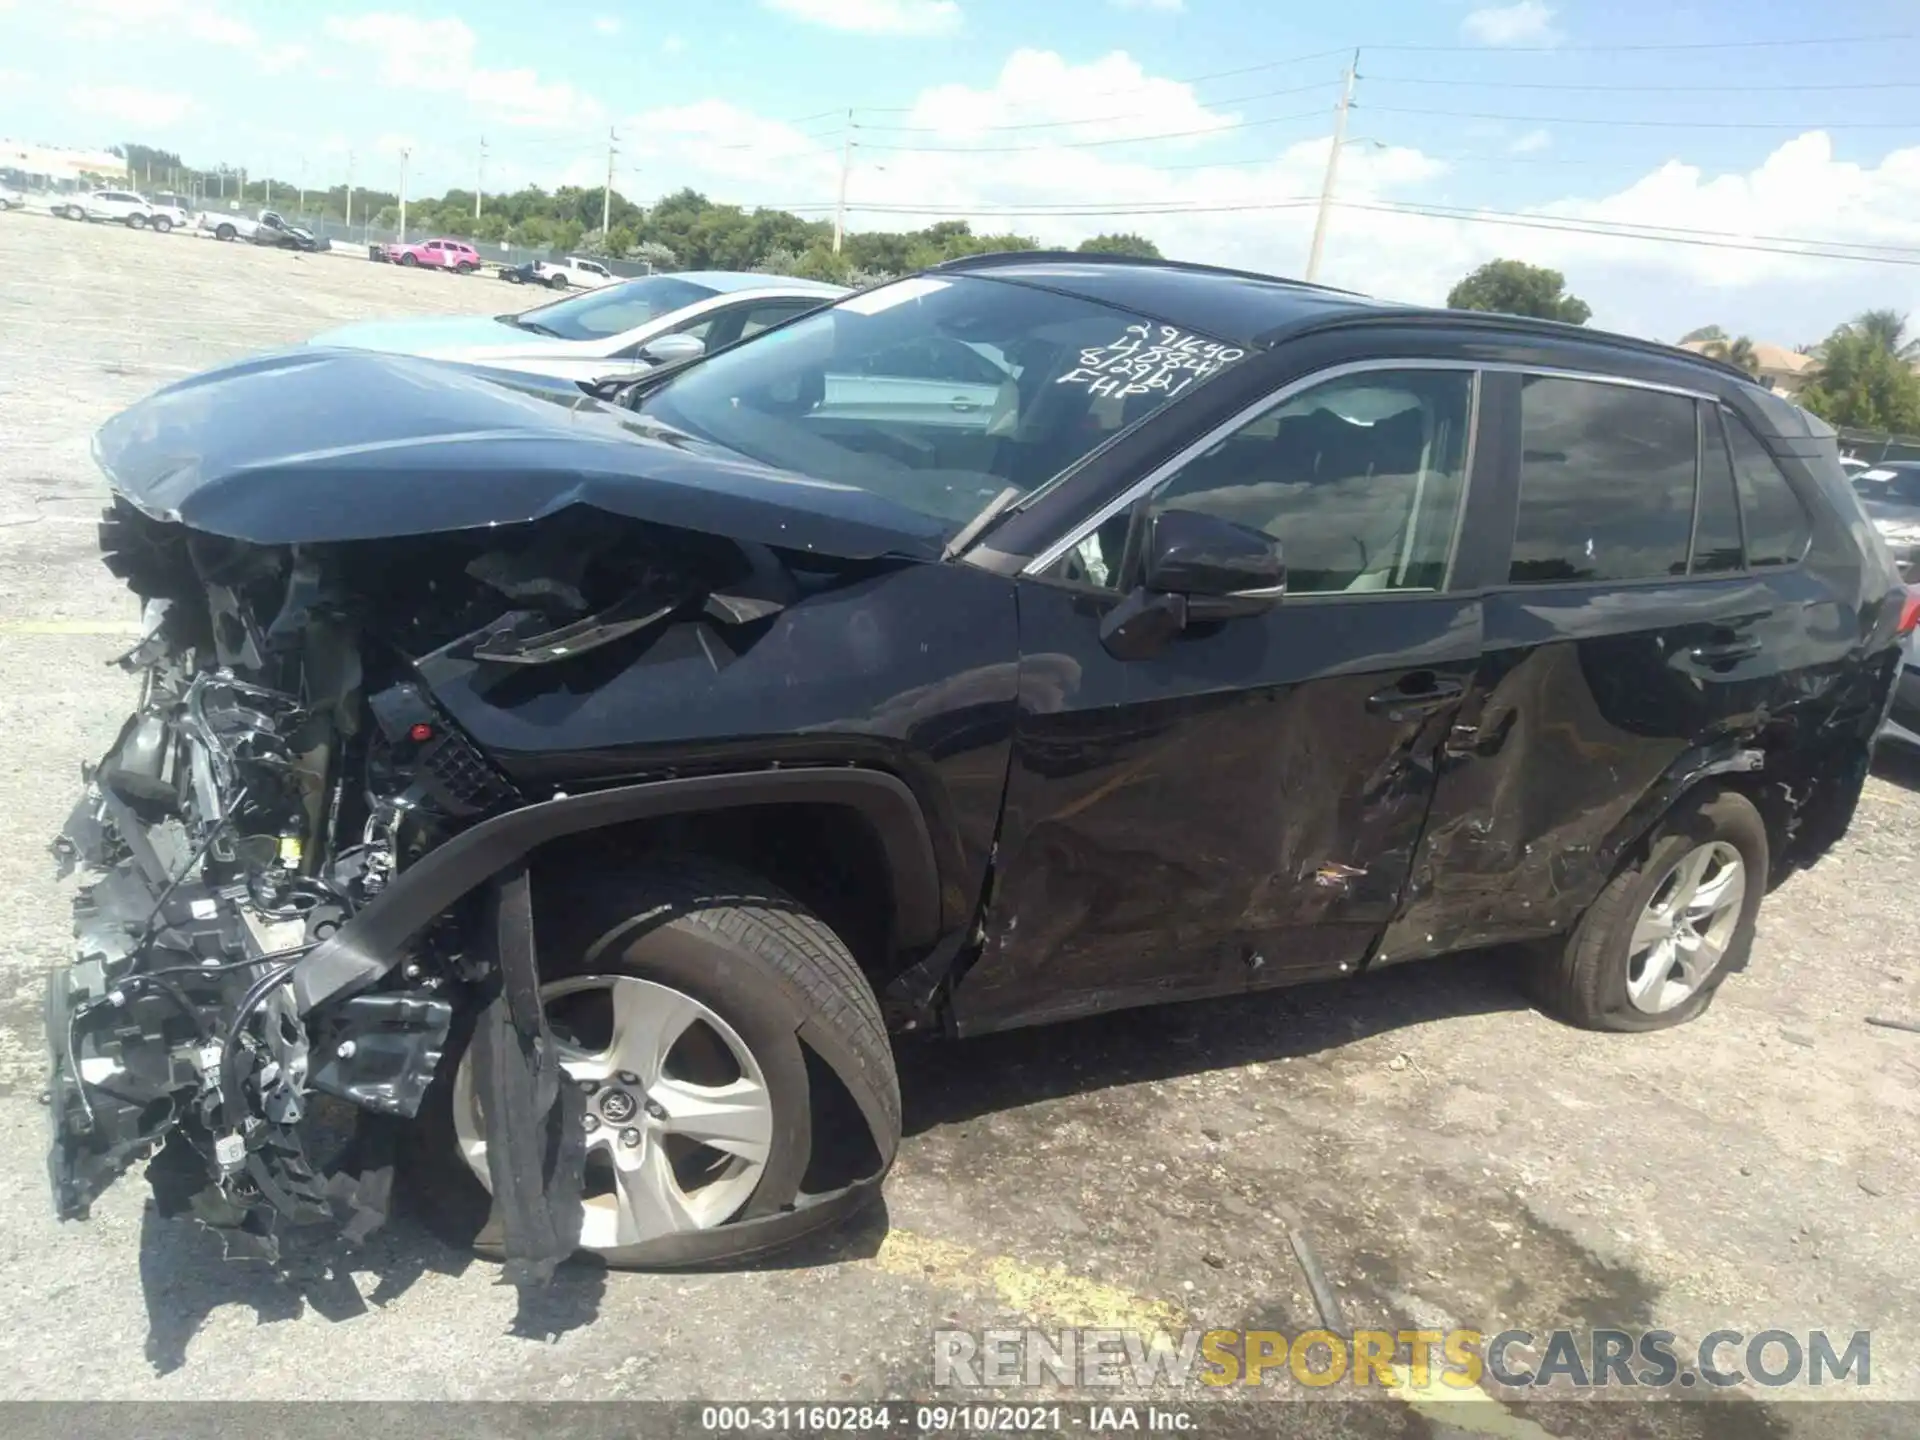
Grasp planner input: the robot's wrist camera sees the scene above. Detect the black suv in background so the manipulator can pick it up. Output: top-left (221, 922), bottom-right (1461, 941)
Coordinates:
top-left (47, 254), bottom-right (1908, 1282)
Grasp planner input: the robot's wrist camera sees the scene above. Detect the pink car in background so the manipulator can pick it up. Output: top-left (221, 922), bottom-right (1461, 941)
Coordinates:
top-left (380, 237), bottom-right (482, 273)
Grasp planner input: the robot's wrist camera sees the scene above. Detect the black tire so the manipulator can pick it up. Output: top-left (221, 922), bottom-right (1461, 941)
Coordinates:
top-left (410, 857), bottom-right (898, 1268)
top-left (399, 252), bottom-right (418, 267)
top-left (548, 273), bottom-right (569, 289)
top-left (215, 223), bottom-right (235, 241)
top-left (455, 261), bottom-right (476, 275)
top-left (1526, 789), bottom-right (1768, 1031)
top-left (125, 213), bottom-right (146, 228)
top-left (152, 216), bottom-right (173, 234)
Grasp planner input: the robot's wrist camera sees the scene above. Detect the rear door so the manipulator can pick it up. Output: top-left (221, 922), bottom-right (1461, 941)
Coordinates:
top-left (953, 362), bottom-right (1489, 1033)
top-left (1378, 369), bottom-right (1819, 964)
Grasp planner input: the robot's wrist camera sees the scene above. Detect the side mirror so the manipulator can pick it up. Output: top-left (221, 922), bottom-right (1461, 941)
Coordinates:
top-left (638, 332), bottom-right (706, 366)
top-left (1099, 509), bottom-right (1285, 661)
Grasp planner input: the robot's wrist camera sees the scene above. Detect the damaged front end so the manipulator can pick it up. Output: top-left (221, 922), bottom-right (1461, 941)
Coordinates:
top-left (46, 498), bottom-right (769, 1267)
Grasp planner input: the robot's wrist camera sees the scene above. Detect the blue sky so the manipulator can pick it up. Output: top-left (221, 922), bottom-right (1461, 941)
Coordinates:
top-left (2, 1), bottom-right (1917, 341)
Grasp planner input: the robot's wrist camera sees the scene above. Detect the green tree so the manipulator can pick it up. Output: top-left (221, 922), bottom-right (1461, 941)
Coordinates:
top-left (1446, 259), bottom-right (1591, 325)
top-left (472, 212), bottom-right (507, 243)
top-left (1850, 308), bottom-right (1920, 361)
top-left (630, 239), bottom-right (679, 271)
top-left (1701, 335), bottom-right (1760, 376)
top-left (1078, 232), bottom-right (1162, 259)
top-left (1679, 324), bottom-right (1727, 344)
top-left (1800, 322), bottom-right (1920, 433)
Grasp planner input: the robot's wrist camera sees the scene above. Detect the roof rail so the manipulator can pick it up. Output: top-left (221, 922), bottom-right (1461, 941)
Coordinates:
top-left (1316, 307), bottom-right (1759, 384)
top-left (926, 249), bottom-right (1365, 298)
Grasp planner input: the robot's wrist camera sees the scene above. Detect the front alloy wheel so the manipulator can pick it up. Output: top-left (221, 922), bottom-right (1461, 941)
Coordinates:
top-left (452, 975), bottom-right (776, 1249)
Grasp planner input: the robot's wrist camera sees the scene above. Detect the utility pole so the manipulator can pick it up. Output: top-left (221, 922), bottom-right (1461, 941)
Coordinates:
top-left (345, 150), bottom-right (355, 231)
top-left (266, 175), bottom-right (273, 207)
top-left (476, 135), bottom-right (487, 220)
top-left (398, 147), bottom-right (410, 242)
top-left (833, 111), bottom-right (853, 254)
top-left (1305, 51), bottom-right (1358, 284)
top-left (602, 127), bottom-right (616, 237)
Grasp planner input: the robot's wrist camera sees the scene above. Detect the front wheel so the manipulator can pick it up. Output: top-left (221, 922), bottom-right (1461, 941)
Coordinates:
top-left (415, 859), bottom-right (899, 1268)
top-left (1527, 789), bottom-right (1768, 1031)
top-left (151, 215), bottom-right (173, 234)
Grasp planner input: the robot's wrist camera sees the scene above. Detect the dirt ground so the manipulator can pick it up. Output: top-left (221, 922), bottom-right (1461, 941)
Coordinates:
top-left (0, 212), bottom-right (1913, 1438)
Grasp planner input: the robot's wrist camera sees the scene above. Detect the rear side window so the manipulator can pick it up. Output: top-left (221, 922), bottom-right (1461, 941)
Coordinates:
top-left (1724, 413), bottom-right (1812, 566)
top-left (1692, 406), bottom-right (1744, 574)
top-left (1510, 376), bottom-right (1697, 584)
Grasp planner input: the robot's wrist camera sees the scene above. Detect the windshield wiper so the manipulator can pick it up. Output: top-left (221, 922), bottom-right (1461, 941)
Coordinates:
top-left (942, 486), bottom-right (1024, 561)
top-left (496, 314), bottom-right (565, 337)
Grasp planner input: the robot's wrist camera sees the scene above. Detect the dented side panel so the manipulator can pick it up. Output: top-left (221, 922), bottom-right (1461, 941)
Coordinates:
top-left (949, 578), bottom-right (1483, 1034)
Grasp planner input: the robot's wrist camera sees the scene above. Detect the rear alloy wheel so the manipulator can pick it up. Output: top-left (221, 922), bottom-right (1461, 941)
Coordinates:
top-left (1527, 789), bottom-right (1767, 1031)
top-left (415, 859), bottom-right (899, 1268)
top-left (125, 213), bottom-right (146, 228)
top-left (549, 273), bottom-right (569, 288)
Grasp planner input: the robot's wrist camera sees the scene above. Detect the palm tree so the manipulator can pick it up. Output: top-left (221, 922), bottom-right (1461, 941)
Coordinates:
top-left (1701, 334), bottom-right (1761, 377)
top-left (1847, 309), bottom-right (1920, 361)
top-left (1679, 324), bottom-right (1727, 344)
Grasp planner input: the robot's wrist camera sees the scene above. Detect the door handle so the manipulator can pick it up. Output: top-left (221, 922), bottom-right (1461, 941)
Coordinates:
top-left (950, 396), bottom-right (981, 411)
top-left (1366, 672), bottom-right (1466, 716)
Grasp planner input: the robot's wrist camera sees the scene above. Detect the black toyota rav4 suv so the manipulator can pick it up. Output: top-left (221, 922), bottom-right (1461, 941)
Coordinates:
top-left (48, 253), bottom-right (1909, 1278)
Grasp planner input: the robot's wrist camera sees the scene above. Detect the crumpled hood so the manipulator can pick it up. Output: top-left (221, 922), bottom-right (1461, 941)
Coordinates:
top-left (310, 313), bottom-right (557, 357)
top-left (91, 347), bottom-right (948, 558)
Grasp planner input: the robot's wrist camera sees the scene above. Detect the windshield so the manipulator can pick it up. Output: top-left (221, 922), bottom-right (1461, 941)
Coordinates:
top-left (635, 275), bottom-right (1248, 531)
top-left (516, 275), bottom-right (719, 341)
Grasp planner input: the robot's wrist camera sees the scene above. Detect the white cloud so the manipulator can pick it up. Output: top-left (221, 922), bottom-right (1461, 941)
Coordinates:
top-left (663, 34), bottom-right (687, 55)
top-left (1110, 0), bottom-right (1184, 9)
top-left (258, 43), bottom-right (310, 76)
top-left (763, 0), bottom-right (963, 37)
top-left (1510, 128), bottom-right (1552, 154)
top-left (593, 15), bottom-right (621, 33)
top-left (904, 49), bottom-right (1233, 144)
top-left (1462, 1), bottom-right (1558, 46)
top-left (68, 84), bottom-right (194, 126)
top-left (323, 13), bottom-right (603, 128)
top-left (63, 0), bottom-right (255, 46)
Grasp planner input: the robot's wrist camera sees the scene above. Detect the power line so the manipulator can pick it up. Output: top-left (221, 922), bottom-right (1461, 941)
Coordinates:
top-left (1364, 104), bottom-right (1920, 130)
top-left (851, 108), bottom-right (1330, 154)
top-left (1366, 74), bottom-right (1920, 93)
top-left (1365, 31), bottom-right (1912, 53)
top-left (849, 79), bottom-right (1342, 133)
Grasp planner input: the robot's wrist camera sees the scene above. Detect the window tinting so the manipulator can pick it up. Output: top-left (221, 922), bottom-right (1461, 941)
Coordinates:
top-left (1693, 406), bottom-right (1744, 574)
top-left (1070, 369), bottom-right (1474, 594)
top-left (1510, 377), bottom-right (1696, 584)
top-left (1724, 413), bottom-right (1812, 566)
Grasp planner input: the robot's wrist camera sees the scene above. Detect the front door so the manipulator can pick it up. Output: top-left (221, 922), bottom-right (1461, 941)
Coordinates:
top-left (951, 364), bottom-right (1490, 1033)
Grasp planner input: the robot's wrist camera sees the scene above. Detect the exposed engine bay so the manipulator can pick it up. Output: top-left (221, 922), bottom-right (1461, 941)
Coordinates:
top-left (46, 498), bottom-right (794, 1269)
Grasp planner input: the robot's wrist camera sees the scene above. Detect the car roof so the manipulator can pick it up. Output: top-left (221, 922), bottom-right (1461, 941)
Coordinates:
top-left (676, 270), bottom-right (848, 296)
top-left (924, 252), bottom-right (1759, 387)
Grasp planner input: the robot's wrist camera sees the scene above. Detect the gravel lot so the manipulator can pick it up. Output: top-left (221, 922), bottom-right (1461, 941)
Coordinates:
top-left (0, 212), bottom-right (1914, 1437)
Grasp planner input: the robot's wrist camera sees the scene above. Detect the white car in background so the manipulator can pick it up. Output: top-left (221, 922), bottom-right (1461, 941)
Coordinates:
top-left (0, 184), bottom-right (25, 211)
top-left (145, 191), bottom-right (192, 232)
top-left (310, 271), bottom-right (846, 386)
top-left (532, 255), bottom-right (616, 290)
top-left (51, 189), bottom-right (156, 228)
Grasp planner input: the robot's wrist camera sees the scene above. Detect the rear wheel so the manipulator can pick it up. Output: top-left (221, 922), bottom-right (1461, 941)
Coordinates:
top-left (455, 261), bottom-right (476, 274)
top-left (125, 213), bottom-right (146, 228)
top-left (215, 223), bottom-right (235, 241)
top-left (548, 272), bottom-right (569, 288)
top-left (1526, 789), bottom-right (1767, 1031)
top-left (399, 252), bottom-right (418, 267)
top-left (415, 859), bottom-right (898, 1267)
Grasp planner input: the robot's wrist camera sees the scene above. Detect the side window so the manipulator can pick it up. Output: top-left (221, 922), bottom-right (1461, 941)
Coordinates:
top-left (1724, 412), bottom-right (1812, 566)
top-left (1055, 369), bottom-right (1474, 594)
top-left (738, 301), bottom-right (812, 340)
top-left (1510, 376), bottom-right (1696, 584)
top-left (1692, 406), bottom-right (1745, 574)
